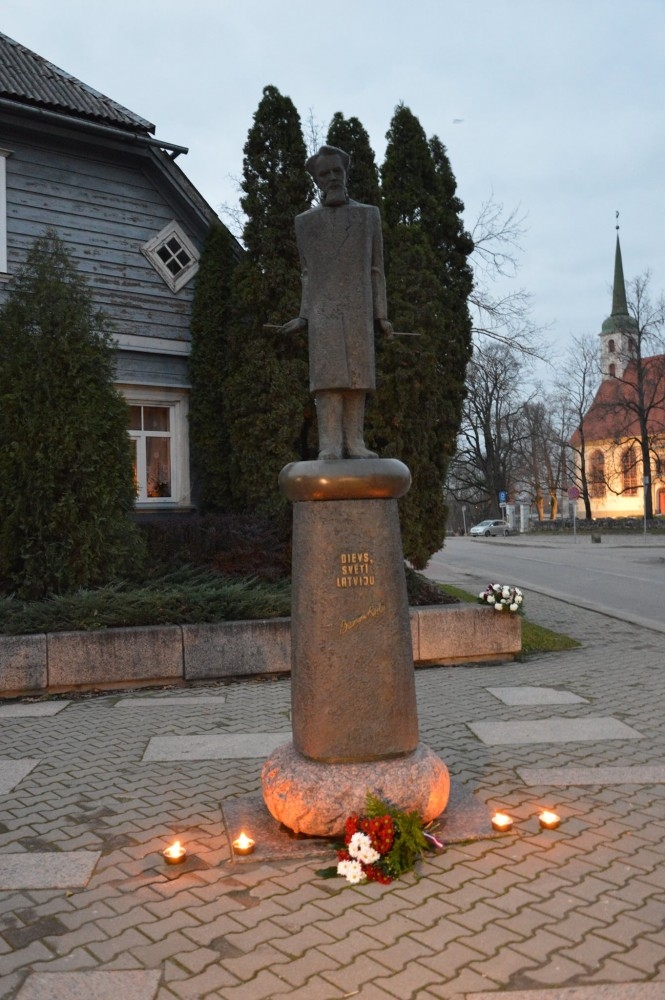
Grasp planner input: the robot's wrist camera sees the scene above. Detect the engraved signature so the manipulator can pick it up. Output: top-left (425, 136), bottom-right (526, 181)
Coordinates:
top-left (340, 601), bottom-right (386, 635)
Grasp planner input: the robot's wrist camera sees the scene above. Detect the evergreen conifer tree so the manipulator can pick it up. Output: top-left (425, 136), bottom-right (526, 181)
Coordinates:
top-left (188, 221), bottom-right (240, 510)
top-left (0, 230), bottom-right (141, 598)
top-left (372, 104), bottom-right (474, 566)
top-left (223, 85), bottom-right (313, 516)
top-left (326, 112), bottom-right (381, 206)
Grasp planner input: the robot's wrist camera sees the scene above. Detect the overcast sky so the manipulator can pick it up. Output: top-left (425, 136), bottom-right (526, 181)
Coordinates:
top-left (4, 0), bottom-right (664, 383)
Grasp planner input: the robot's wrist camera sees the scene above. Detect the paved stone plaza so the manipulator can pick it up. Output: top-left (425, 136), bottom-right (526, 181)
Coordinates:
top-left (1, 583), bottom-right (665, 999)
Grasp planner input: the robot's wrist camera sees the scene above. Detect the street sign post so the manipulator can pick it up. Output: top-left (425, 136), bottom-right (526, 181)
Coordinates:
top-left (498, 491), bottom-right (508, 530)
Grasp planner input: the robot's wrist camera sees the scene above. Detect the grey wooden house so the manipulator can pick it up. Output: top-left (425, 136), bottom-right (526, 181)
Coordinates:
top-left (0, 32), bottom-right (237, 514)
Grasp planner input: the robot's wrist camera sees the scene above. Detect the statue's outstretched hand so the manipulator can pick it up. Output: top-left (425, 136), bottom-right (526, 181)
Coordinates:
top-left (375, 318), bottom-right (394, 339)
top-left (280, 317), bottom-right (308, 335)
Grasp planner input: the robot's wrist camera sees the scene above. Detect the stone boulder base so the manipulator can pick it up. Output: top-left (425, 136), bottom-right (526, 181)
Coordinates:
top-left (261, 741), bottom-right (450, 837)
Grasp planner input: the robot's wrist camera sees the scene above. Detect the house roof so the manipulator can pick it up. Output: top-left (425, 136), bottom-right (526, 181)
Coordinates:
top-left (571, 354), bottom-right (665, 447)
top-left (0, 32), bottom-right (155, 134)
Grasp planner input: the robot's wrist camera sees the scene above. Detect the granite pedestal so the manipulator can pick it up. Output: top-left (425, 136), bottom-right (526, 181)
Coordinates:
top-left (261, 458), bottom-right (450, 836)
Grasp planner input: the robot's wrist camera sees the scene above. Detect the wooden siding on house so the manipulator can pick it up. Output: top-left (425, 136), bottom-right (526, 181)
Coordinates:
top-left (115, 350), bottom-right (190, 388)
top-left (0, 122), bottom-right (200, 351)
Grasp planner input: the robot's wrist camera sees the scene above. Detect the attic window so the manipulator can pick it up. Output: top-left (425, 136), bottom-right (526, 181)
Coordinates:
top-left (142, 221), bottom-right (199, 292)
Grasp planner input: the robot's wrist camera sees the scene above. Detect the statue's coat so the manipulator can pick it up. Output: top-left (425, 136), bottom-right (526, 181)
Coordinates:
top-left (295, 200), bottom-right (388, 393)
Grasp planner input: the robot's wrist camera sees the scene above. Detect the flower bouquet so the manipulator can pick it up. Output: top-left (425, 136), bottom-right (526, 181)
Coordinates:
top-left (316, 792), bottom-right (444, 885)
top-left (479, 583), bottom-right (524, 613)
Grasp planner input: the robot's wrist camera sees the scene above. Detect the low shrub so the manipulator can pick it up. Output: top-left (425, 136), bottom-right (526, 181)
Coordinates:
top-left (0, 567), bottom-right (291, 635)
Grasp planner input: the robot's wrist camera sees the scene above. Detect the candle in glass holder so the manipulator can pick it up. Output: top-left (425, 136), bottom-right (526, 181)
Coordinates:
top-left (232, 831), bottom-right (255, 856)
top-left (163, 840), bottom-right (187, 864)
top-left (538, 810), bottom-right (561, 830)
top-left (491, 811), bottom-right (514, 832)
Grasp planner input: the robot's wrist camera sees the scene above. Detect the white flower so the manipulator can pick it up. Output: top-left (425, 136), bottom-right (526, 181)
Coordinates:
top-left (348, 831), bottom-right (370, 857)
top-left (502, 587), bottom-right (511, 599)
top-left (509, 603), bottom-right (518, 612)
top-left (487, 595), bottom-right (495, 604)
top-left (494, 602), bottom-right (503, 611)
top-left (515, 595), bottom-right (523, 604)
top-left (358, 843), bottom-right (380, 864)
top-left (479, 591), bottom-right (486, 600)
top-left (348, 832), bottom-right (379, 864)
top-left (337, 859), bottom-right (365, 884)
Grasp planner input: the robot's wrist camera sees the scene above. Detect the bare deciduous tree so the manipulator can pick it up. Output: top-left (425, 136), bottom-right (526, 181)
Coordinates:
top-left (469, 197), bottom-right (546, 360)
top-left (514, 394), bottom-right (573, 521)
top-left (449, 342), bottom-right (531, 515)
top-left (555, 334), bottom-right (600, 519)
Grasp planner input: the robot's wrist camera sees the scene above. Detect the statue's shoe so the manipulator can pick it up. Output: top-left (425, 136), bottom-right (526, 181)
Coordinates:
top-left (345, 444), bottom-right (378, 459)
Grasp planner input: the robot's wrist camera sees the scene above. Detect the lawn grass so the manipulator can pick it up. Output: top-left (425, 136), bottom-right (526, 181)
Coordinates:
top-left (437, 583), bottom-right (581, 656)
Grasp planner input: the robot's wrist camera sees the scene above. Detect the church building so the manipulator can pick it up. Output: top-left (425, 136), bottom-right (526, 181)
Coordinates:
top-left (571, 235), bottom-right (665, 517)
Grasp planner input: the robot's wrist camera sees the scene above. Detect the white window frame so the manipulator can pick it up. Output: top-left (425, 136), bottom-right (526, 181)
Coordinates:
top-left (118, 385), bottom-right (191, 509)
top-left (0, 148), bottom-right (11, 275)
top-left (141, 220), bottom-right (199, 293)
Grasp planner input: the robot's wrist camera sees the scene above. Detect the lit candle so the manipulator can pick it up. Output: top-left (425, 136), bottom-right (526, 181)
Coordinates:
top-left (491, 812), bottom-right (514, 832)
top-left (232, 831), bottom-right (256, 856)
top-left (538, 810), bottom-right (561, 830)
top-left (163, 840), bottom-right (187, 864)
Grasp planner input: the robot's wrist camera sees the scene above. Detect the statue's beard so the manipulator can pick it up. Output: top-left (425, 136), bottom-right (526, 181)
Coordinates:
top-left (322, 182), bottom-right (347, 206)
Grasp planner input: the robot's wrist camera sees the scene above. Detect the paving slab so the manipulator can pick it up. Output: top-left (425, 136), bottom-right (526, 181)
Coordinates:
top-left (468, 716), bottom-right (644, 745)
top-left (467, 985), bottom-right (665, 999)
top-left (487, 685), bottom-right (587, 705)
top-left (0, 851), bottom-right (100, 889)
top-left (0, 758), bottom-right (39, 793)
top-left (142, 732), bottom-right (289, 761)
top-left (0, 701), bottom-right (69, 718)
top-left (518, 764), bottom-right (665, 786)
top-left (115, 695), bottom-right (227, 708)
top-left (16, 970), bottom-right (162, 1000)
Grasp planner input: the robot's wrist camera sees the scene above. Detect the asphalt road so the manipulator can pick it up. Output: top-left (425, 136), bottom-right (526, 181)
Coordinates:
top-left (426, 532), bottom-right (665, 634)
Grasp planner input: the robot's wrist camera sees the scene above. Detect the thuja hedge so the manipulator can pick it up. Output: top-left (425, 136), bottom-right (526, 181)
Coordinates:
top-left (0, 232), bottom-right (141, 599)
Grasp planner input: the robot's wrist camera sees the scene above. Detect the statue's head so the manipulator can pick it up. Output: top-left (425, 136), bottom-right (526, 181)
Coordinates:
top-left (306, 145), bottom-right (350, 206)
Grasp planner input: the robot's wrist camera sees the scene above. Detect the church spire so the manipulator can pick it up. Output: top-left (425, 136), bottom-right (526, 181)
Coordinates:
top-left (610, 231), bottom-right (630, 318)
top-left (599, 215), bottom-right (638, 381)
top-left (612, 210), bottom-right (628, 316)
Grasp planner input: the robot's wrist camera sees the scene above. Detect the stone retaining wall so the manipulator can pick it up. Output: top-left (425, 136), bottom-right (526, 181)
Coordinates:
top-left (530, 517), bottom-right (665, 533)
top-left (0, 604), bottom-right (521, 697)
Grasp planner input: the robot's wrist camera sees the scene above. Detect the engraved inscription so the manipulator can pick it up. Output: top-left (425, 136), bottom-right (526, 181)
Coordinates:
top-left (336, 551), bottom-right (375, 588)
top-left (340, 601), bottom-right (386, 635)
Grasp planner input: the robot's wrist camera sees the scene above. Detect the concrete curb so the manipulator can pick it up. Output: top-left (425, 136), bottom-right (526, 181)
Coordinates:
top-left (0, 604), bottom-right (521, 697)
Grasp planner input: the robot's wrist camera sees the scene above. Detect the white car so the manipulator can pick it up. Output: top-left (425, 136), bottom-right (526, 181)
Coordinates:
top-left (469, 519), bottom-right (511, 537)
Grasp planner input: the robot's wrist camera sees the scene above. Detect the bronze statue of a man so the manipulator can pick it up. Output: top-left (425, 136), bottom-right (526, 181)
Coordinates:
top-left (281, 145), bottom-right (393, 460)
